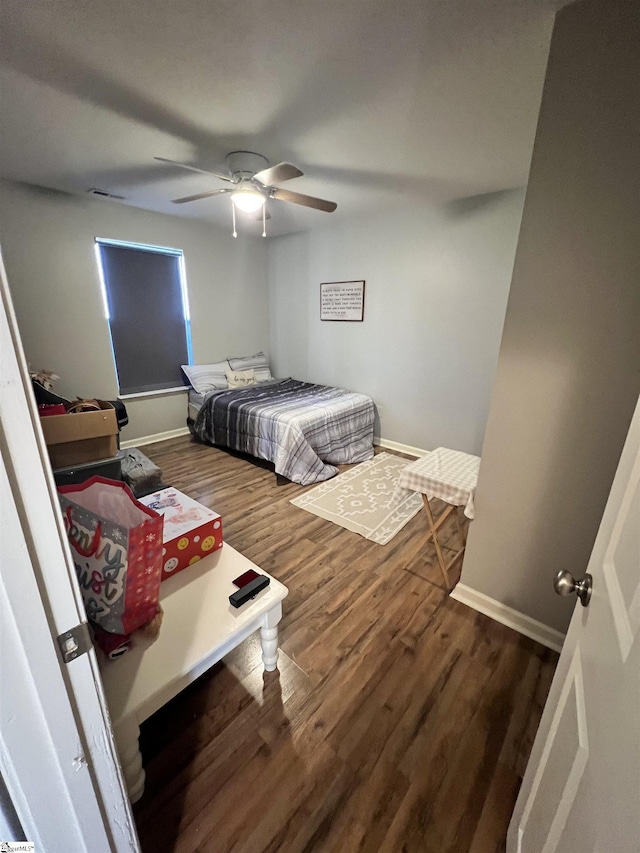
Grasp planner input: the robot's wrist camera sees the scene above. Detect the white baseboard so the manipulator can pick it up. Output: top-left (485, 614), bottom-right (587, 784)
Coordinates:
top-left (450, 583), bottom-right (565, 653)
top-left (374, 437), bottom-right (430, 458)
top-left (120, 426), bottom-right (190, 450)
top-left (124, 431), bottom-right (427, 456)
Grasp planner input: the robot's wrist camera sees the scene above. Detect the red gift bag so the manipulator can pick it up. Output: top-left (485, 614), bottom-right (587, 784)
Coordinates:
top-left (58, 476), bottom-right (163, 637)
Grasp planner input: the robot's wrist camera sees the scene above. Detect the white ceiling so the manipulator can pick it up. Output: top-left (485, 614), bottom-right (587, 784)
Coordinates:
top-left (0, 0), bottom-right (557, 237)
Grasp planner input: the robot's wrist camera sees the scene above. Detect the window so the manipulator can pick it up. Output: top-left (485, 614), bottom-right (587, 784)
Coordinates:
top-left (95, 239), bottom-right (193, 396)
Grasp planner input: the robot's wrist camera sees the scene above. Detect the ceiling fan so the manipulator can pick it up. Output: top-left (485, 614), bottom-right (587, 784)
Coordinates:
top-left (155, 150), bottom-right (337, 236)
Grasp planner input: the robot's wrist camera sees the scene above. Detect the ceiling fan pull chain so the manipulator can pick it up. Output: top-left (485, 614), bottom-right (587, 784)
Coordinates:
top-left (262, 204), bottom-right (267, 238)
top-left (232, 203), bottom-right (237, 238)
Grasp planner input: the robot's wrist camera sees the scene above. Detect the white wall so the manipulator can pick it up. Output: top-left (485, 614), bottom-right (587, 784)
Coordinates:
top-left (0, 179), bottom-right (269, 441)
top-left (460, 0), bottom-right (640, 633)
top-left (268, 190), bottom-right (525, 454)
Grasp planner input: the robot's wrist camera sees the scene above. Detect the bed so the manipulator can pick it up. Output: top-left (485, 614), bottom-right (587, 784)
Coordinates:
top-left (187, 377), bottom-right (375, 485)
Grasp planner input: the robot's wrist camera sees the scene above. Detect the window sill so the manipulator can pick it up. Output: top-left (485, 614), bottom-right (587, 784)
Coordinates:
top-left (118, 387), bottom-right (188, 402)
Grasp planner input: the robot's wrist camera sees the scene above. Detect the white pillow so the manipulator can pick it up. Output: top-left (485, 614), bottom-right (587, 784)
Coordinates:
top-left (181, 361), bottom-right (230, 393)
top-left (227, 351), bottom-right (273, 383)
top-left (226, 369), bottom-right (256, 388)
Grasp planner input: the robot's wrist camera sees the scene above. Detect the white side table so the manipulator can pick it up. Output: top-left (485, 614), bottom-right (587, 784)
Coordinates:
top-left (99, 544), bottom-right (288, 802)
top-left (398, 447), bottom-right (480, 589)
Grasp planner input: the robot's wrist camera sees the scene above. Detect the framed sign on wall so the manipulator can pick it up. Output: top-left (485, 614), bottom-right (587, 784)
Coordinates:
top-left (320, 280), bottom-right (365, 322)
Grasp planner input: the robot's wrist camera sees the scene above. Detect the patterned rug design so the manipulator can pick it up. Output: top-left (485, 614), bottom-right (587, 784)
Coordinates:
top-left (290, 452), bottom-right (423, 545)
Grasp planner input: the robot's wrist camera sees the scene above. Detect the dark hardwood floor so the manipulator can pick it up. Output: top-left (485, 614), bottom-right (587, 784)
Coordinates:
top-left (132, 436), bottom-right (557, 853)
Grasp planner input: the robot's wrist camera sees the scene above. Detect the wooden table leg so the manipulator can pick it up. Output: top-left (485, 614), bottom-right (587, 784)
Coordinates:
top-left (421, 494), bottom-right (452, 590)
top-left (454, 505), bottom-right (467, 546)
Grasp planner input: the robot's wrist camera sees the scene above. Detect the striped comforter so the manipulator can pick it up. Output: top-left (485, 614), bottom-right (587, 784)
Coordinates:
top-left (192, 379), bottom-right (375, 485)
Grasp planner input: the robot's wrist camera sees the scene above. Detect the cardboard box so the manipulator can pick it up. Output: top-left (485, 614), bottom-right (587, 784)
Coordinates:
top-left (41, 401), bottom-right (118, 469)
top-left (139, 487), bottom-right (223, 580)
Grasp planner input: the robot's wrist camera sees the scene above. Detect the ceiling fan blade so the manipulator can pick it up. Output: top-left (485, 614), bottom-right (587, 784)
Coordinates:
top-left (253, 162), bottom-right (304, 185)
top-left (270, 187), bottom-right (337, 212)
top-left (171, 188), bottom-right (232, 204)
top-left (155, 156), bottom-right (234, 183)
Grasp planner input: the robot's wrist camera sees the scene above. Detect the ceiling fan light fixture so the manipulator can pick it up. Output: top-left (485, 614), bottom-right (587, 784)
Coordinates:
top-left (231, 186), bottom-right (265, 213)
top-left (157, 152), bottom-right (336, 239)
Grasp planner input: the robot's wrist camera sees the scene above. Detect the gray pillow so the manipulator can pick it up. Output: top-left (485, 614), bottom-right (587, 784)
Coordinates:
top-left (227, 351), bottom-right (273, 383)
top-left (181, 361), bottom-right (230, 393)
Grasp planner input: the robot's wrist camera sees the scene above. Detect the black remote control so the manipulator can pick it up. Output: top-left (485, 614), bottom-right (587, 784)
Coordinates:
top-left (228, 574), bottom-right (270, 608)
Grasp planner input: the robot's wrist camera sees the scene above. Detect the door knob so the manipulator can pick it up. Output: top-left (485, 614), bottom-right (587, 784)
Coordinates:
top-left (553, 570), bottom-right (592, 607)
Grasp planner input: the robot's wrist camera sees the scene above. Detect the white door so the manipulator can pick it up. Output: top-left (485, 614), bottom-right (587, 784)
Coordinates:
top-left (0, 253), bottom-right (139, 851)
top-left (508, 395), bottom-right (640, 853)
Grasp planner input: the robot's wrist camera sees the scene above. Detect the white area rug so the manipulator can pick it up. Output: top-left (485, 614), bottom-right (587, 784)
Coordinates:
top-left (290, 452), bottom-right (423, 545)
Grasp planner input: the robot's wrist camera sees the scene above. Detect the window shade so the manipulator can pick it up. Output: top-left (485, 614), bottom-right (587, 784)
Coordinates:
top-left (98, 243), bottom-right (189, 395)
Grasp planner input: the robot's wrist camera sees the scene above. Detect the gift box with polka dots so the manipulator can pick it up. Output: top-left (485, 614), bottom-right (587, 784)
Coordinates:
top-left (139, 487), bottom-right (223, 581)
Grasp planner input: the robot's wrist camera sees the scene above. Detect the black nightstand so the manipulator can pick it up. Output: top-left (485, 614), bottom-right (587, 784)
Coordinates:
top-left (53, 455), bottom-right (123, 488)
